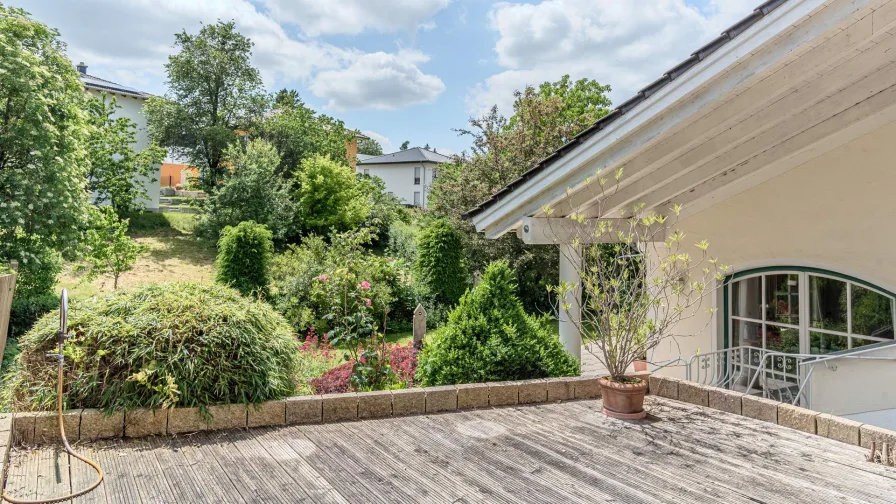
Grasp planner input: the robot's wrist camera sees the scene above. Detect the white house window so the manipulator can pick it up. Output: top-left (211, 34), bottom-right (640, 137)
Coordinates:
top-left (414, 167), bottom-right (421, 185)
top-left (413, 191), bottom-right (421, 207)
top-left (432, 168), bottom-right (438, 180)
top-left (727, 269), bottom-right (895, 356)
top-left (363, 169), bottom-right (369, 176)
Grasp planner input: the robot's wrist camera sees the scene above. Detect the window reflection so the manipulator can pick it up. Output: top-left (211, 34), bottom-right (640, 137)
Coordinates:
top-left (851, 285), bottom-right (894, 339)
top-left (809, 276), bottom-right (847, 333)
top-left (732, 320), bottom-right (762, 348)
top-left (810, 332), bottom-right (848, 355)
top-left (732, 277), bottom-right (762, 320)
top-left (766, 274), bottom-right (799, 325)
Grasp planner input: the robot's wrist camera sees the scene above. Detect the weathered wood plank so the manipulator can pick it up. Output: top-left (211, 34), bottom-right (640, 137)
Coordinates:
top-left (175, 434), bottom-right (248, 504)
top-left (253, 428), bottom-right (352, 504)
top-left (147, 436), bottom-right (211, 504)
top-left (225, 428), bottom-right (315, 503)
top-left (69, 445), bottom-right (107, 504)
top-left (198, 430), bottom-right (287, 503)
top-left (90, 440), bottom-right (142, 504)
top-left (35, 446), bottom-right (69, 502)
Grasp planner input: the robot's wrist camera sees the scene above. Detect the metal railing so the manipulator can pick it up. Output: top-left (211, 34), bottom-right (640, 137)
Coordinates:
top-left (681, 345), bottom-right (896, 408)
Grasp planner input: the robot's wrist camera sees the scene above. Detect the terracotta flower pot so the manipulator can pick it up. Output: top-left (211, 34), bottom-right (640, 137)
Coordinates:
top-left (599, 376), bottom-right (648, 420)
top-left (633, 360), bottom-right (648, 372)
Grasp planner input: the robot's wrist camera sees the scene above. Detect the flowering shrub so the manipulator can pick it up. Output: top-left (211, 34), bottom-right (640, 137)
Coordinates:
top-left (296, 328), bottom-right (339, 395)
top-left (309, 343), bottom-right (418, 394)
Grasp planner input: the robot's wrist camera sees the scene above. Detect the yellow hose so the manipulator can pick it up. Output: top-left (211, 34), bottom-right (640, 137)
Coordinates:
top-left (2, 295), bottom-right (104, 503)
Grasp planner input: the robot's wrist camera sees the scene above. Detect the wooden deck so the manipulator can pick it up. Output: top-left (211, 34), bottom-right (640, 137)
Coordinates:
top-left (5, 398), bottom-right (896, 503)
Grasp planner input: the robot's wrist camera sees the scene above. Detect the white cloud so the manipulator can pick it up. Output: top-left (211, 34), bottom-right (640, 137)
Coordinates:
top-left (309, 51), bottom-right (445, 111)
top-left (362, 130), bottom-right (394, 153)
top-left (467, 0), bottom-right (759, 116)
top-left (20, 0), bottom-right (443, 112)
top-left (260, 0), bottom-right (450, 36)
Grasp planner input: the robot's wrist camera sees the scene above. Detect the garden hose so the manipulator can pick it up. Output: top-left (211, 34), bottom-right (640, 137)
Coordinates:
top-left (2, 289), bottom-right (104, 503)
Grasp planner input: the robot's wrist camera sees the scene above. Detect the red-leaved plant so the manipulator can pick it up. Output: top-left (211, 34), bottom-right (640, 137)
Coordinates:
top-left (310, 343), bottom-right (418, 395)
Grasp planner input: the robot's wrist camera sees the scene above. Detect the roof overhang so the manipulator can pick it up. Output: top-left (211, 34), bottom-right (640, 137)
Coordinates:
top-left (470, 0), bottom-right (896, 240)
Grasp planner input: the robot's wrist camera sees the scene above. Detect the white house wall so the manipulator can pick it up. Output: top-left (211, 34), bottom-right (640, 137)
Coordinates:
top-left (87, 90), bottom-right (160, 211)
top-left (652, 119), bottom-right (896, 394)
top-left (357, 163), bottom-right (438, 208)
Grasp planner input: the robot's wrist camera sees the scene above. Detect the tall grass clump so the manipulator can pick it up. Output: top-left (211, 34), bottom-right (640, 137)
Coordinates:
top-left (3, 282), bottom-right (300, 413)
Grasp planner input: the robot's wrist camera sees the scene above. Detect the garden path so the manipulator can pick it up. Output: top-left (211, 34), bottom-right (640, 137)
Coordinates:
top-left (5, 397), bottom-right (895, 503)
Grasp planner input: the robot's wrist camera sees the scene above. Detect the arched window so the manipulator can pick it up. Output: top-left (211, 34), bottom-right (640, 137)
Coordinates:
top-left (725, 268), bottom-right (895, 355)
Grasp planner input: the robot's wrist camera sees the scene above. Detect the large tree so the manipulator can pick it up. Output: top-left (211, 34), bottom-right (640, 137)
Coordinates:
top-left (258, 95), bottom-right (352, 179)
top-left (429, 74), bottom-right (612, 313)
top-left (86, 94), bottom-right (166, 216)
top-left (357, 137), bottom-right (383, 156)
top-left (0, 5), bottom-right (93, 293)
top-left (144, 21), bottom-right (266, 191)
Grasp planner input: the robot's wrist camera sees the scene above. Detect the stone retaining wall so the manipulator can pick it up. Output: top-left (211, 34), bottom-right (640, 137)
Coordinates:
top-left (10, 375), bottom-right (616, 446)
top-left (648, 375), bottom-right (896, 459)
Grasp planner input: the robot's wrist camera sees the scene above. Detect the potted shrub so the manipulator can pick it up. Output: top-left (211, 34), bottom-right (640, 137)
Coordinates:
top-left (550, 175), bottom-right (727, 420)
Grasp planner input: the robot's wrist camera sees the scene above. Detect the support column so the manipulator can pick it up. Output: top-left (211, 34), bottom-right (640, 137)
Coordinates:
top-left (559, 243), bottom-right (582, 360)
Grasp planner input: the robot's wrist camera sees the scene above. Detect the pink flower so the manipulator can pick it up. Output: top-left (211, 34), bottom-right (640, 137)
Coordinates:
top-left (317, 275), bottom-right (329, 283)
top-left (359, 281), bottom-right (371, 290)
top-left (365, 298), bottom-right (372, 307)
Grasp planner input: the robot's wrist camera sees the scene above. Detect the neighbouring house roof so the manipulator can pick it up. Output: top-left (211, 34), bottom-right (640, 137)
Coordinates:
top-left (357, 154), bottom-right (376, 162)
top-left (358, 147), bottom-right (451, 165)
top-left (462, 0), bottom-right (788, 220)
top-left (80, 73), bottom-right (152, 100)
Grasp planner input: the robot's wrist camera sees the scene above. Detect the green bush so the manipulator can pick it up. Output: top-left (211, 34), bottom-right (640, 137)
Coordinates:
top-left (416, 219), bottom-right (467, 306)
top-left (197, 139), bottom-right (295, 241)
top-left (270, 229), bottom-right (396, 333)
top-left (4, 283), bottom-right (300, 412)
top-left (215, 221), bottom-right (274, 298)
top-left (11, 246), bottom-right (61, 300)
top-left (416, 261), bottom-right (579, 386)
top-left (8, 294), bottom-right (59, 339)
top-left (294, 154), bottom-right (369, 234)
top-left (387, 220), bottom-right (419, 265)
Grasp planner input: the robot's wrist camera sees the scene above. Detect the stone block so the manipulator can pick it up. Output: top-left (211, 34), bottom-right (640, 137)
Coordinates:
top-left (79, 409), bottom-right (124, 440)
top-left (777, 403), bottom-right (817, 434)
top-left (34, 410), bottom-right (81, 445)
top-left (678, 382), bottom-right (709, 407)
top-left (167, 407), bottom-right (208, 434)
top-left (247, 401), bottom-right (286, 428)
top-left (860, 424), bottom-right (896, 449)
top-left (456, 383), bottom-right (489, 410)
top-left (0, 413), bottom-right (12, 434)
top-left (322, 393), bottom-right (358, 422)
top-left (286, 396), bottom-right (322, 425)
top-left (424, 386), bottom-right (457, 413)
top-left (12, 413), bottom-right (36, 446)
top-left (570, 376), bottom-right (601, 400)
top-left (545, 378), bottom-right (574, 402)
top-left (817, 414), bottom-right (861, 446)
top-left (488, 382), bottom-right (519, 406)
top-left (648, 375), bottom-right (680, 400)
top-left (358, 391), bottom-right (393, 419)
top-left (518, 379), bottom-right (548, 405)
top-left (392, 388), bottom-right (425, 416)
top-left (125, 408), bottom-right (168, 438)
top-left (741, 396), bottom-right (778, 424)
top-left (206, 404), bottom-right (247, 431)
top-left (707, 388), bottom-right (742, 415)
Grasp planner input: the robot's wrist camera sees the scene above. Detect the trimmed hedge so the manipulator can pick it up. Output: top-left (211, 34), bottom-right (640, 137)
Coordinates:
top-left (215, 221), bottom-right (273, 298)
top-left (416, 261), bottom-right (579, 386)
top-left (4, 282), bottom-right (300, 412)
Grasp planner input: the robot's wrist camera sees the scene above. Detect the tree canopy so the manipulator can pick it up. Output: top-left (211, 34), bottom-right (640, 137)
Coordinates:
top-left (357, 137), bottom-right (383, 157)
top-left (258, 98), bottom-right (352, 179)
top-left (144, 21), bottom-right (266, 191)
top-left (294, 155), bottom-right (369, 235)
top-left (86, 95), bottom-right (166, 216)
top-left (0, 5), bottom-right (93, 273)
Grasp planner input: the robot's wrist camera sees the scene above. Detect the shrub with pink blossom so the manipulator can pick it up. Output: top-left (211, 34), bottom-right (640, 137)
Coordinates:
top-left (310, 343), bottom-right (417, 394)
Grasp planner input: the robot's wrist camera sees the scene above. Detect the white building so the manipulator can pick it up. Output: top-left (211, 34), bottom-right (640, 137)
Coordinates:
top-left (466, 0), bottom-right (896, 425)
top-left (78, 63), bottom-right (160, 212)
top-left (357, 148), bottom-right (451, 208)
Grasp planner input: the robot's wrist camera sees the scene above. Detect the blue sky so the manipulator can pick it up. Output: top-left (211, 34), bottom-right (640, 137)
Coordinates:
top-left (19, 0), bottom-right (759, 155)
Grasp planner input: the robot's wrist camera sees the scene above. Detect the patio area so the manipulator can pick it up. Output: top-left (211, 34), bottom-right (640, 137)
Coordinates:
top-left (5, 397), bottom-right (895, 503)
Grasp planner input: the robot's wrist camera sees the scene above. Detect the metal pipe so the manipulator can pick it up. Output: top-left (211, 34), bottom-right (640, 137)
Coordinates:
top-left (2, 289), bottom-right (104, 503)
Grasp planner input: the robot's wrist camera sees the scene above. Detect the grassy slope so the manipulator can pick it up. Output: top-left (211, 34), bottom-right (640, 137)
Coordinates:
top-left (57, 212), bottom-right (216, 300)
